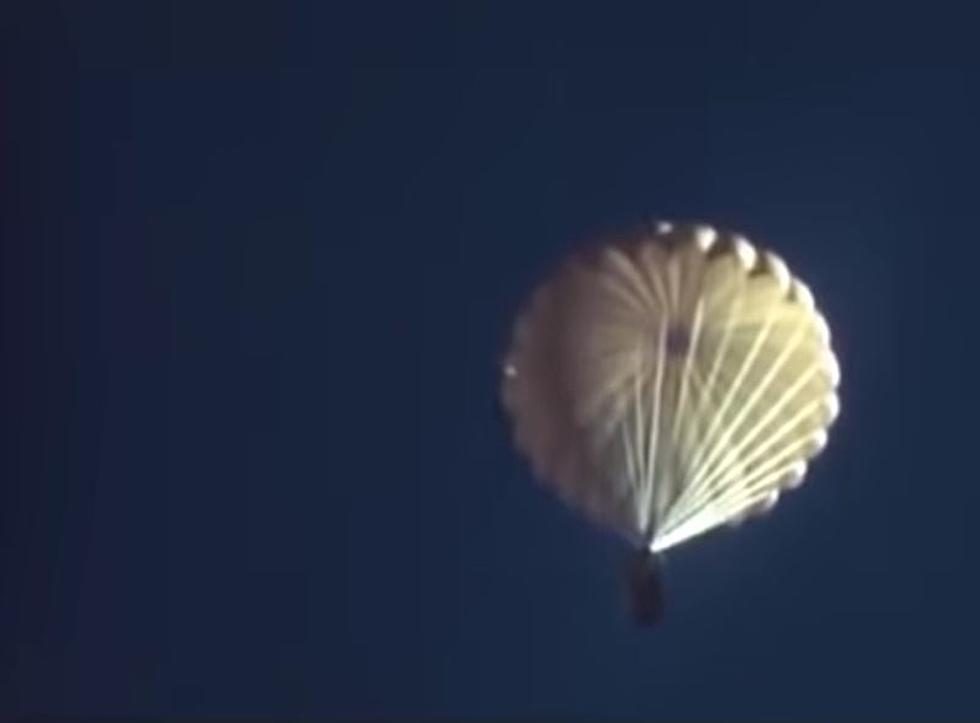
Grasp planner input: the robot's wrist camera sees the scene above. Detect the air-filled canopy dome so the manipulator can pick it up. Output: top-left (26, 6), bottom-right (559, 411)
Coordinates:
top-left (501, 222), bottom-right (840, 553)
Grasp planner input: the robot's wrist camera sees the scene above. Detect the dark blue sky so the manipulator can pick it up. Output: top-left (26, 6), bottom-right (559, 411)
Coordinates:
top-left (1, 3), bottom-right (979, 717)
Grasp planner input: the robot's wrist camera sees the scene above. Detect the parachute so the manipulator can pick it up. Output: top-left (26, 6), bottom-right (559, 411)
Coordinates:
top-left (501, 222), bottom-right (840, 623)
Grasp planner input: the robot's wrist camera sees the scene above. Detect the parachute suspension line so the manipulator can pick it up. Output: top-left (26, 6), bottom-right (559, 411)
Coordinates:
top-left (635, 348), bottom-right (649, 503)
top-left (678, 362), bottom-right (822, 519)
top-left (676, 298), bottom-right (777, 517)
top-left (638, 254), bottom-right (670, 534)
top-left (671, 285), bottom-right (744, 514)
top-left (670, 297), bottom-right (705, 449)
top-left (621, 349), bottom-right (644, 503)
top-left (661, 292), bottom-right (706, 524)
top-left (683, 315), bottom-right (810, 509)
top-left (697, 430), bottom-right (819, 522)
top-left (707, 397), bottom-right (825, 511)
top-left (661, 389), bottom-right (826, 536)
top-left (666, 252), bottom-right (682, 312)
top-left (645, 311), bottom-right (669, 533)
top-left (670, 262), bottom-right (741, 508)
top-left (654, 362), bottom-right (710, 544)
top-left (602, 248), bottom-right (667, 519)
top-left (663, 438), bottom-right (819, 548)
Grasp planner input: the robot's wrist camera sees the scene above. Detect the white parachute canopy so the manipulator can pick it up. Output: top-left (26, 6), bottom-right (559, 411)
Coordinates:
top-left (501, 222), bottom-right (840, 554)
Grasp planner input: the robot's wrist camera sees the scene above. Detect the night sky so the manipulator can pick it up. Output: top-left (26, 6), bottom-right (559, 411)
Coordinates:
top-left (2, 3), bottom-right (979, 718)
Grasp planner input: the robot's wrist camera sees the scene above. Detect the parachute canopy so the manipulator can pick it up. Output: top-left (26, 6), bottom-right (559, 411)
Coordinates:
top-left (501, 222), bottom-right (840, 554)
